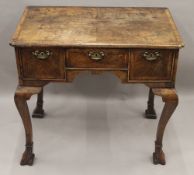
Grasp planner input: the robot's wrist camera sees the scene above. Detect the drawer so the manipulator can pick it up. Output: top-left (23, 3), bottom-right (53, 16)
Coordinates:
top-left (20, 47), bottom-right (64, 80)
top-left (130, 49), bottom-right (174, 81)
top-left (66, 48), bottom-right (128, 69)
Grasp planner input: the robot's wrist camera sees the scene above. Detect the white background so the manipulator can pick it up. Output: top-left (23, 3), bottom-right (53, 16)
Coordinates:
top-left (0, 1), bottom-right (194, 175)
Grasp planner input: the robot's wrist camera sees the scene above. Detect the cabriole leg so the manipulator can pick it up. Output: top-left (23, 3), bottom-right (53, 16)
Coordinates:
top-left (32, 88), bottom-right (45, 118)
top-left (14, 86), bottom-right (42, 165)
top-left (145, 88), bottom-right (157, 119)
top-left (152, 88), bottom-right (178, 165)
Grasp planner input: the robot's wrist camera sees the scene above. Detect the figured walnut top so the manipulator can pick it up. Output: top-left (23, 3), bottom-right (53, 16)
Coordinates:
top-left (10, 6), bottom-right (184, 48)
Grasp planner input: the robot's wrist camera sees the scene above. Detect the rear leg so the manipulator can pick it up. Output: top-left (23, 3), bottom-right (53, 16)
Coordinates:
top-left (32, 88), bottom-right (45, 118)
top-left (145, 88), bottom-right (157, 119)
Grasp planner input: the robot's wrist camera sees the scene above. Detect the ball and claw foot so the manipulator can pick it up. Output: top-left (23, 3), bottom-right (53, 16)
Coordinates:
top-left (153, 150), bottom-right (166, 165)
top-left (32, 107), bottom-right (45, 118)
top-left (145, 108), bottom-right (157, 119)
top-left (20, 144), bottom-right (35, 166)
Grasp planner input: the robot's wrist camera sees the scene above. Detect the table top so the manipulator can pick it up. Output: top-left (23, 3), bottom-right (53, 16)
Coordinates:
top-left (10, 6), bottom-right (184, 49)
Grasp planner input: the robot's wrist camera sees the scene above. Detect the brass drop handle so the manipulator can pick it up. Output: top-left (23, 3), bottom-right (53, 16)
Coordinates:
top-left (143, 51), bottom-right (161, 61)
top-left (88, 51), bottom-right (105, 61)
top-left (32, 50), bottom-right (52, 60)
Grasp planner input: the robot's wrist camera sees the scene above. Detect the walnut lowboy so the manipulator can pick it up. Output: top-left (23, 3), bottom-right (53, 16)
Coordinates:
top-left (11, 6), bottom-right (184, 166)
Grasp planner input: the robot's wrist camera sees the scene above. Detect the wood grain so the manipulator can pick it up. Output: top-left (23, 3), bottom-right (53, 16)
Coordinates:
top-left (66, 48), bottom-right (128, 68)
top-left (10, 6), bottom-right (184, 48)
top-left (19, 47), bottom-right (64, 80)
top-left (129, 49), bottom-right (176, 81)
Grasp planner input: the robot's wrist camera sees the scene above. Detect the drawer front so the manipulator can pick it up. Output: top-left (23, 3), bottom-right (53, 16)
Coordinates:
top-left (130, 49), bottom-right (174, 81)
top-left (66, 48), bottom-right (128, 69)
top-left (20, 48), bottom-right (64, 80)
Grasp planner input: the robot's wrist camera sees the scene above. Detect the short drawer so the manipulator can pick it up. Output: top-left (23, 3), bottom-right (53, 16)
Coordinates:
top-left (130, 49), bottom-right (175, 81)
top-left (20, 47), bottom-right (64, 80)
top-left (66, 48), bottom-right (128, 69)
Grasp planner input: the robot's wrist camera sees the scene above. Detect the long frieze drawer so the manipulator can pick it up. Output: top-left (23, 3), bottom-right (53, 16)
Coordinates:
top-left (66, 48), bottom-right (129, 69)
top-left (129, 49), bottom-right (176, 81)
top-left (19, 47), bottom-right (64, 80)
